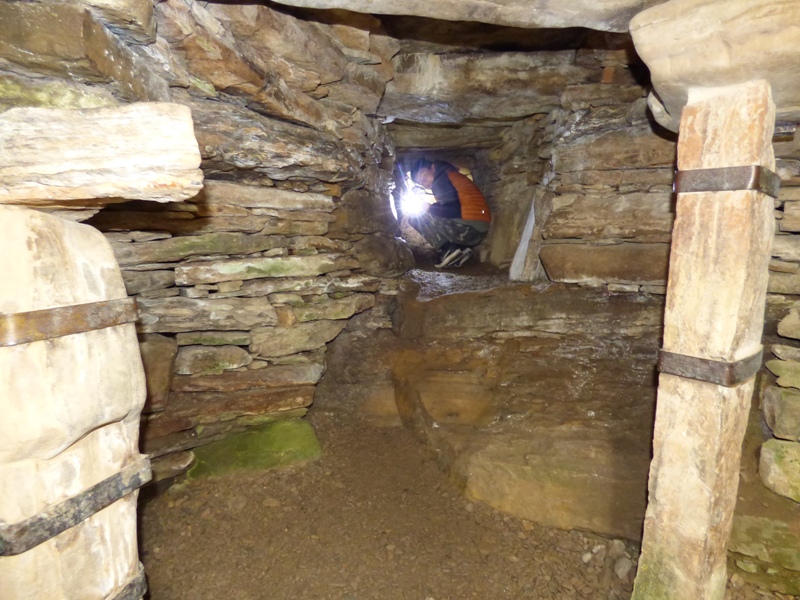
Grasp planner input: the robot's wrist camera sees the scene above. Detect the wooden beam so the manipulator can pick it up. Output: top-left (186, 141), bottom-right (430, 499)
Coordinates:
top-left (0, 103), bottom-right (202, 206)
top-left (631, 80), bottom-right (776, 599)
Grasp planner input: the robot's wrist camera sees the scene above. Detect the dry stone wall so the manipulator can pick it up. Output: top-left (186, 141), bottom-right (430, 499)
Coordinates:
top-left (0, 0), bottom-right (414, 475)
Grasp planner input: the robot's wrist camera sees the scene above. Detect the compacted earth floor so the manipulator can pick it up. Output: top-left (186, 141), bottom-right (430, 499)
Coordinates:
top-left (139, 411), bottom-right (796, 600)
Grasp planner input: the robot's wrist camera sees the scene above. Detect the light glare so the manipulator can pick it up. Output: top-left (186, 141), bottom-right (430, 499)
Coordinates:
top-left (401, 186), bottom-right (429, 217)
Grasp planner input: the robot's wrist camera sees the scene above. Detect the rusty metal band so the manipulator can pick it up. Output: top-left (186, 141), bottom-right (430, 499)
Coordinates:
top-left (674, 165), bottom-right (781, 199)
top-left (0, 297), bottom-right (138, 347)
top-left (107, 563), bottom-right (148, 600)
top-left (0, 457), bottom-right (152, 556)
top-left (658, 348), bottom-right (763, 388)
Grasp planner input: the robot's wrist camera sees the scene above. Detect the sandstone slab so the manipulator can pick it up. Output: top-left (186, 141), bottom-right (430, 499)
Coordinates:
top-left (759, 439), bottom-right (800, 503)
top-left (552, 125), bottom-right (676, 173)
top-left (112, 232), bottom-right (286, 267)
top-left (762, 386), bottom-right (800, 442)
top-left (766, 359), bottom-right (800, 390)
top-left (175, 345), bottom-right (253, 376)
top-left (540, 243), bottom-right (670, 286)
top-left (0, 2), bottom-right (168, 102)
top-left (175, 254), bottom-right (359, 285)
top-left (122, 270), bottom-right (175, 295)
top-left (543, 192), bottom-right (674, 242)
top-left (137, 297), bottom-right (278, 333)
top-left (79, 0), bottom-right (156, 44)
top-left (268, 0), bottom-right (657, 32)
top-left (176, 331), bottom-right (251, 346)
top-left (630, 0), bottom-right (800, 131)
top-left (778, 309), bottom-right (800, 340)
top-left (380, 52), bottom-right (595, 124)
top-left (461, 433), bottom-right (650, 540)
top-left (138, 333), bottom-right (178, 414)
top-left (193, 181), bottom-right (335, 211)
top-left (0, 72), bottom-right (118, 112)
top-left (171, 362), bottom-right (324, 392)
top-left (251, 321), bottom-right (347, 358)
top-left (190, 98), bottom-right (361, 184)
top-left (0, 104), bottom-right (202, 205)
top-left (292, 294), bottom-right (375, 323)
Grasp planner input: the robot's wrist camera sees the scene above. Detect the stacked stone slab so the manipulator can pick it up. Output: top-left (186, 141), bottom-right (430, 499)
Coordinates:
top-left (0, 0), bottom-right (413, 476)
top-left (763, 313), bottom-right (800, 503)
top-left (89, 171), bottom-right (406, 464)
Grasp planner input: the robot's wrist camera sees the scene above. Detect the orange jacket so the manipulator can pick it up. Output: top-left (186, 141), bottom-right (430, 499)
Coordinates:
top-left (429, 164), bottom-right (491, 223)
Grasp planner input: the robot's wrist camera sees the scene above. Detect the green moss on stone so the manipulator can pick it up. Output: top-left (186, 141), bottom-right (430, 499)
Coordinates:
top-left (187, 419), bottom-right (321, 479)
top-left (0, 75), bottom-right (118, 110)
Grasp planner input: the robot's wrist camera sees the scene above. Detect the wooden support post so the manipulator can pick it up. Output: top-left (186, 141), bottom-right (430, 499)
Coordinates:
top-left (631, 80), bottom-right (776, 599)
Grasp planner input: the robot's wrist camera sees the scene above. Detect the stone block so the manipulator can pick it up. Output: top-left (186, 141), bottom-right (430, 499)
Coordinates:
top-left (0, 72), bottom-right (118, 112)
top-left (352, 235), bottom-right (415, 277)
top-left (251, 321), bottom-right (347, 358)
top-left (381, 51), bottom-right (595, 124)
top-left (237, 274), bottom-right (381, 298)
top-left (266, 0), bottom-right (650, 32)
top-left (91, 212), bottom-right (326, 236)
top-left (176, 331), bottom-right (251, 346)
top-left (78, 0), bottom-right (156, 44)
top-left (759, 439), bottom-right (800, 503)
top-left (0, 2), bottom-right (167, 100)
top-left (149, 451), bottom-right (194, 483)
top-left (778, 309), bottom-right (800, 340)
top-left (189, 97), bottom-right (361, 185)
top-left (193, 181), bottom-right (335, 211)
top-left (122, 270), bottom-right (175, 295)
top-left (175, 254), bottom-right (359, 285)
top-left (769, 271), bottom-right (800, 295)
top-left (292, 294), bottom-right (375, 323)
top-left (763, 386), bottom-right (800, 442)
top-left (137, 297), bottom-right (278, 333)
top-left (766, 359), bottom-right (800, 390)
top-left (156, 386), bottom-right (315, 434)
top-left (772, 235), bottom-right (800, 262)
top-left (460, 433), bottom-right (650, 540)
top-left (553, 127), bottom-right (676, 173)
top-left (0, 104), bottom-right (201, 206)
top-left (138, 333), bottom-right (178, 413)
top-left (111, 232), bottom-right (285, 267)
top-left (187, 419), bottom-right (321, 478)
top-left (171, 362), bottom-right (325, 392)
top-left (543, 192), bottom-right (674, 242)
top-left (175, 345), bottom-right (253, 376)
top-left (560, 83), bottom-right (644, 111)
top-left (630, 0), bottom-right (800, 131)
top-left (540, 242), bottom-right (670, 286)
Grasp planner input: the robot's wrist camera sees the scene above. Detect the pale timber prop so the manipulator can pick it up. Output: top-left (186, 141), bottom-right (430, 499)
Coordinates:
top-left (631, 81), bottom-right (777, 599)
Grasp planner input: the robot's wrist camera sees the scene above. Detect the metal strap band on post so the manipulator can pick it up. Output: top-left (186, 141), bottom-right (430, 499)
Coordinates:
top-left (0, 457), bottom-right (152, 556)
top-left (674, 165), bottom-right (781, 199)
top-left (658, 348), bottom-right (763, 387)
top-left (0, 297), bottom-right (138, 347)
top-left (108, 563), bottom-right (148, 600)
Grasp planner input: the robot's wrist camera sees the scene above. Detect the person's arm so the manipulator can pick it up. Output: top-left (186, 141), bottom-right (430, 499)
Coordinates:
top-left (429, 171), bottom-right (461, 219)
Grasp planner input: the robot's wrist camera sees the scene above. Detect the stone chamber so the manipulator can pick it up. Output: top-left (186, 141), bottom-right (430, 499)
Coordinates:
top-left (1, 0), bottom-right (800, 599)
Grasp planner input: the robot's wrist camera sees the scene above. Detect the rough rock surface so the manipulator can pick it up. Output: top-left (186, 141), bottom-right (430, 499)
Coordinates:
top-left (268, 0), bottom-right (660, 32)
top-left (630, 0), bottom-right (800, 131)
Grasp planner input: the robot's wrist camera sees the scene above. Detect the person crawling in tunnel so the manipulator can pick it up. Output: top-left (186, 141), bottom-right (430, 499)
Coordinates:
top-left (408, 158), bottom-right (492, 269)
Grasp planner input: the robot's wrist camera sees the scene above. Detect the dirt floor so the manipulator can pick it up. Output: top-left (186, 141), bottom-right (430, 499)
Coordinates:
top-left (139, 410), bottom-right (797, 600)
